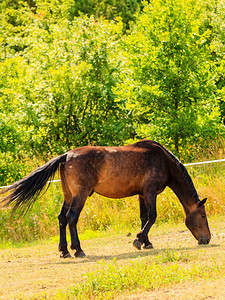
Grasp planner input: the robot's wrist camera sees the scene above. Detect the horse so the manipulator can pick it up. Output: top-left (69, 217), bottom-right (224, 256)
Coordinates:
top-left (0, 140), bottom-right (211, 258)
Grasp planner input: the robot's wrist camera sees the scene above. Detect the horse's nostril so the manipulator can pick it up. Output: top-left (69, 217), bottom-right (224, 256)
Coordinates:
top-left (199, 237), bottom-right (210, 245)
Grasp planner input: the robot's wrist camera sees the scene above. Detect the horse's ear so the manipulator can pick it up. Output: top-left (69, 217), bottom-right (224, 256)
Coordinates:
top-left (198, 198), bottom-right (207, 207)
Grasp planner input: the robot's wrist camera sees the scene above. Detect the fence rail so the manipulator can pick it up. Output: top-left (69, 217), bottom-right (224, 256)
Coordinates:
top-left (184, 158), bottom-right (225, 166)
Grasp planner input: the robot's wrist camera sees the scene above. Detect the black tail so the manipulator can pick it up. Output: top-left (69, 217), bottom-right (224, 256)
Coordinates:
top-left (0, 153), bottom-right (67, 215)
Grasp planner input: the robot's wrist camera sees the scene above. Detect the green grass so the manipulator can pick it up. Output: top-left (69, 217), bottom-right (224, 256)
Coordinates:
top-left (63, 258), bottom-right (222, 300)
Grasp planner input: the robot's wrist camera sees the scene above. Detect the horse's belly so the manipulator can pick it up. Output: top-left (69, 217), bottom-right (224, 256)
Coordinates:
top-left (94, 177), bottom-right (139, 198)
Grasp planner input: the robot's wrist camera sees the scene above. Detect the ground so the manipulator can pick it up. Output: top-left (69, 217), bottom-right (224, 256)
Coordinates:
top-left (0, 217), bottom-right (225, 299)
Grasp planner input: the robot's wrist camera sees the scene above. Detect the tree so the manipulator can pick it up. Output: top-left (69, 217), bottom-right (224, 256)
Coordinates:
top-left (0, 9), bottom-right (134, 156)
top-left (116, 0), bottom-right (224, 156)
top-left (0, 0), bottom-right (142, 31)
top-left (209, 0), bottom-right (225, 124)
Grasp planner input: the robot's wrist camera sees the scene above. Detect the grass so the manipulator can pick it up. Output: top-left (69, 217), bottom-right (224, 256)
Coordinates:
top-left (65, 257), bottom-right (223, 300)
top-left (58, 217), bottom-right (225, 300)
top-left (1, 215), bottom-right (224, 300)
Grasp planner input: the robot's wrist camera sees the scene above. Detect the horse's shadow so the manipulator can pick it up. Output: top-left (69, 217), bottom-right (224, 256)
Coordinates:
top-left (51, 243), bottom-right (219, 265)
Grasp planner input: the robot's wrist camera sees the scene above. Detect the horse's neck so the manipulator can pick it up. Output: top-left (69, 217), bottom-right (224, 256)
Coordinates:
top-left (168, 163), bottom-right (199, 214)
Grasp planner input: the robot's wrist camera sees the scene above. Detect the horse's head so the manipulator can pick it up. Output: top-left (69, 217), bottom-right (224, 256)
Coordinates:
top-left (185, 198), bottom-right (211, 245)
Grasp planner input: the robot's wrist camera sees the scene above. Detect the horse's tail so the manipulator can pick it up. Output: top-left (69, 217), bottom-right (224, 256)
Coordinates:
top-left (0, 153), bottom-right (67, 215)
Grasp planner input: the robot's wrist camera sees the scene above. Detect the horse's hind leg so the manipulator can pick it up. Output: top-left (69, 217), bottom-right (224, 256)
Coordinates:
top-left (58, 164), bottom-right (72, 258)
top-left (58, 201), bottom-right (71, 258)
top-left (66, 194), bottom-right (87, 257)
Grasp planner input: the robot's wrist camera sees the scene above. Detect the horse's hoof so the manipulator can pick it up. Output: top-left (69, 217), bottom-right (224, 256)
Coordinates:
top-left (133, 239), bottom-right (142, 250)
top-left (75, 250), bottom-right (86, 258)
top-left (60, 252), bottom-right (72, 258)
top-left (143, 243), bottom-right (153, 249)
top-left (71, 244), bottom-right (76, 250)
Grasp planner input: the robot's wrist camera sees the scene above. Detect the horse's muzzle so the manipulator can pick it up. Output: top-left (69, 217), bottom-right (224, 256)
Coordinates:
top-left (198, 237), bottom-right (210, 245)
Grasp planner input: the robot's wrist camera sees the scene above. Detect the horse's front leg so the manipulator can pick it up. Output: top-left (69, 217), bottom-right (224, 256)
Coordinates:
top-left (138, 195), bottom-right (153, 249)
top-left (66, 196), bottom-right (86, 258)
top-left (133, 192), bottom-right (157, 250)
top-left (58, 201), bottom-right (71, 258)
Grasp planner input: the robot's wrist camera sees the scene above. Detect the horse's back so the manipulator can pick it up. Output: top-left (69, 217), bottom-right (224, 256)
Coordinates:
top-left (62, 141), bottom-right (169, 198)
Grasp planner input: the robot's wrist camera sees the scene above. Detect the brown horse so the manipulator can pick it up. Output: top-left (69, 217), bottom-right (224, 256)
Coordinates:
top-left (0, 140), bottom-right (211, 258)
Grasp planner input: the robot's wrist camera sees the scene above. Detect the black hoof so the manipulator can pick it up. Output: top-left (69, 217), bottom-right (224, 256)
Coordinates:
top-left (133, 239), bottom-right (142, 250)
top-left (60, 252), bottom-right (72, 258)
top-left (75, 250), bottom-right (86, 258)
top-left (143, 243), bottom-right (153, 249)
top-left (71, 244), bottom-right (76, 250)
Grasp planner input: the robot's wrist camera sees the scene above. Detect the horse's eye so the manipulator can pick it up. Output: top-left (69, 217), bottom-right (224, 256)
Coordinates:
top-left (201, 214), bottom-right (206, 218)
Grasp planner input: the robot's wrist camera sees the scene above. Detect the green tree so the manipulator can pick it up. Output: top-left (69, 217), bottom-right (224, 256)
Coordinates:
top-left (0, 10), bottom-right (134, 157)
top-left (116, 0), bottom-right (224, 156)
top-left (0, 0), bottom-right (142, 31)
top-left (209, 0), bottom-right (225, 124)
top-left (69, 0), bottom-right (140, 30)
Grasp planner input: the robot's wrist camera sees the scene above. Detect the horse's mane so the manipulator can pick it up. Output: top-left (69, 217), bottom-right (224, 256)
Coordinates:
top-left (131, 140), bottom-right (199, 201)
top-left (154, 141), bottom-right (199, 201)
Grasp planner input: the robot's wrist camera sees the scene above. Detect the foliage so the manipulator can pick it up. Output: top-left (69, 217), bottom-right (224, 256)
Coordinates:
top-left (0, 0), bottom-right (142, 31)
top-left (0, 0), bottom-right (225, 183)
top-left (0, 9), bottom-right (134, 181)
top-left (68, 0), bottom-right (141, 31)
top-left (116, 0), bottom-right (225, 155)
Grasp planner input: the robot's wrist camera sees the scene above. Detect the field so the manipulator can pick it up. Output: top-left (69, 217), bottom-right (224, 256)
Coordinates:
top-left (1, 0), bottom-right (225, 297)
top-left (0, 215), bottom-right (225, 299)
top-left (0, 160), bottom-right (224, 299)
